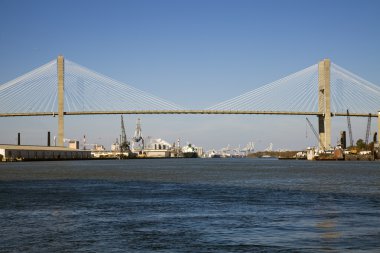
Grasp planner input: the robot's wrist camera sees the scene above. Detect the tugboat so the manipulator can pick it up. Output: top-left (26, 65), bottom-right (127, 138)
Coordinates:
top-left (182, 144), bottom-right (198, 158)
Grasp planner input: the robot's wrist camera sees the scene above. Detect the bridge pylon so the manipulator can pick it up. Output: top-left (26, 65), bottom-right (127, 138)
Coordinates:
top-left (57, 55), bottom-right (64, 146)
top-left (378, 111), bottom-right (380, 144)
top-left (318, 59), bottom-right (331, 150)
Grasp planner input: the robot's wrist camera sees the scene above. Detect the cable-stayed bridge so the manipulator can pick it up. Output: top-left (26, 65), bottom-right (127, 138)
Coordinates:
top-left (1, 56), bottom-right (379, 148)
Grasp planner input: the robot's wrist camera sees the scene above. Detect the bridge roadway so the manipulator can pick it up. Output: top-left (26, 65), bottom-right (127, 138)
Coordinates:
top-left (0, 110), bottom-right (377, 117)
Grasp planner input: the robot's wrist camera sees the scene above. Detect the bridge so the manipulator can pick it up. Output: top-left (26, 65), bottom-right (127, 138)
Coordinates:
top-left (1, 56), bottom-right (379, 148)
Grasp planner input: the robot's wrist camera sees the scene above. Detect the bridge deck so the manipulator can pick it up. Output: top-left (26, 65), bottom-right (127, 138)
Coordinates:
top-left (0, 110), bottom-right (377, 117)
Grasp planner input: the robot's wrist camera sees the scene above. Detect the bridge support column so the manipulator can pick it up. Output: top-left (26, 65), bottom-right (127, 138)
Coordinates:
top-left (57, 55), bottom-right (64, 146)
top-left (318, 59), bottom-right (331, 150)
top-left (378, 111), bottom-right (380, 144)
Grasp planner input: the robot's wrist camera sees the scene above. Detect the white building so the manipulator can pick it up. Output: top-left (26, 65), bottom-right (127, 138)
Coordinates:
top-left (142, 137), bottom-right (172, 158)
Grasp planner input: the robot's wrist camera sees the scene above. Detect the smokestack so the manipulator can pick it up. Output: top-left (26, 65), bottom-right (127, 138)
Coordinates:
top-left (340, 131), bottom-right (346, 149)
top-left (47, 131), bottom-right (51, 146)
top-left (374, 132), bottom-right (378, 143)
top-left (17, 133), bottom-right (20, 145)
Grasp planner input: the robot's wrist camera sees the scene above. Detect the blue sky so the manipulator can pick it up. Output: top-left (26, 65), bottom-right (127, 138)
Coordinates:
top-left (1, 0), bottom-right (379, 151)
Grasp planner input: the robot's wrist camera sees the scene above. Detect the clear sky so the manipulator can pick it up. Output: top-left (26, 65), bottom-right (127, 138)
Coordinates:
top-left (1, 0), bottom-right (380, 151)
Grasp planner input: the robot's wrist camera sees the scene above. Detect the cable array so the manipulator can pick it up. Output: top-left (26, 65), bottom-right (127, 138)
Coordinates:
top-left (207, 64), bottom-right (319, 112)
top-left (1, 58), bottom-right (379, 114)
top-left (64, 60), bottom-right (184, 112)
top-left (207, 62), bottom-right (380, 114)
top-left (330, 63), bottom-right (380, 114)
top-left (0, 60), bottom-right (58, 113)
top-left (0, 59), bottom-right (185, 113)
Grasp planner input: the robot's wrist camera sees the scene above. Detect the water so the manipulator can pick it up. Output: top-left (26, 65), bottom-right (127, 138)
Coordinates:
top-left (0, 159), bottom-right (379, 252)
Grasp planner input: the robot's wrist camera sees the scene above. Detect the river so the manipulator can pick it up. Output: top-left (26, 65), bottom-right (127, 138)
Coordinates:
top-left (0, 159), bottom-right (379, 252)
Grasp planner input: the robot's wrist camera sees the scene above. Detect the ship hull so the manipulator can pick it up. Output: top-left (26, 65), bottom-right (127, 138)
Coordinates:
top-left (183, 152), bottom-right (198, 158)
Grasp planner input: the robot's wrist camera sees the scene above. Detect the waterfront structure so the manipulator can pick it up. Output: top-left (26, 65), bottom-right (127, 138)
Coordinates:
top-left (196, 146), bottom-right (204, 157)
top-left (68, 140), bottom-right (79, 149)
top-left (111, 139), bottom-right (120, 152)
top-left (143, 137), bottom-right (172, 158)
top-left (0, 145), bottom-right (91, 161)
top-left (143, 150), bottom-right (171, 158)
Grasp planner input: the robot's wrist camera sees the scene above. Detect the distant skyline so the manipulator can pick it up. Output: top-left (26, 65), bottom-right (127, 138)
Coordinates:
top-left (1, 0), bottom-right (379, 151)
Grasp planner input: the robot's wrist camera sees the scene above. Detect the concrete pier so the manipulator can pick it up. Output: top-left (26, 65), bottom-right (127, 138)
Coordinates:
top-left (318, 59), bottom-right (331, 150)
top-left (376, 111), bottom-right (380, 159)
top-left (378, 111), bottom-right (380, 144)
top-left (57, 56), bottom-right (64, 146)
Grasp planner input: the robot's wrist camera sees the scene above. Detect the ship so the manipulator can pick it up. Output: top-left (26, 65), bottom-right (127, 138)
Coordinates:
top-left (209, 150), bottom-right (221, 158)
top-left (182, 144), bottom-right (198, 158)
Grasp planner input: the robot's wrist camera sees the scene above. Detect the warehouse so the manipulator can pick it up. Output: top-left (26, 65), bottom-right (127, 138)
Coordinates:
top-left (0, 145), bottom-right (91, 161)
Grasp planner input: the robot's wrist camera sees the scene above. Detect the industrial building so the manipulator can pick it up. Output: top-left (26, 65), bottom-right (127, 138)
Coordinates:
top-left (0, 145), bottom-right (91, 161)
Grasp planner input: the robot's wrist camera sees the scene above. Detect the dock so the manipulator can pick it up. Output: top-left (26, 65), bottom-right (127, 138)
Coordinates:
top-left (0, 144), bottom-right (92, 162)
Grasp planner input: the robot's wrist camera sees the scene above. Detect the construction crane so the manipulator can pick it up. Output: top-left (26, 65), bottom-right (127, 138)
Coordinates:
top-left (241, 142), bottom-right (255, 155)
top-left (365, 113), bottom-right (372, 146)
top-left (120, 115), bottom-right (130, 152)
top-left (132, 118), bottom-right (144, 151)
top-left (133, 118), bottom-right (143, 142)
top-left (306, 117), bottom-right (325, 150)
top-left (346, 109), bottom-right (354, 147)
top-left (264, 143), bottom-right (273, 152)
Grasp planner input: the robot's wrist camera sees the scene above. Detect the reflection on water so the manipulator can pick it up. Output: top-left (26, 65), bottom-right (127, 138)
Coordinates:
top-left (0, 159), bottom-right (379, 252)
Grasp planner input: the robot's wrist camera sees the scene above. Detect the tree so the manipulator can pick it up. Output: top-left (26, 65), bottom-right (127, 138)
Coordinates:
top-left (356, 139), bottom-right (366, 150)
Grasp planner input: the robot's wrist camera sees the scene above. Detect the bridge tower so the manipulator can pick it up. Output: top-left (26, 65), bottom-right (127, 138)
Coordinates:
top-left (378, 111), bottom-right (380, 144)
top-left (57, 55), bottom-right (65, 146)
top-left (318, 59), bottom-right (331, 150)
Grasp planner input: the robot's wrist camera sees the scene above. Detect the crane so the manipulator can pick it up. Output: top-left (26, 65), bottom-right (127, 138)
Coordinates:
top-left (365, 113), bottom-right (372, 146)
top-left (264, 143), bottom-right (273, 152)
top-left (241, 142), bottom-right (255, 154)
top-left (132, 118), bottom-right (144, 151)
top-left (120, 115), bottom-right (130, 152)
top-left (306, 117), bottom-right (325, 150)
top-left (346, 109), bottom-right (354, 147)
top-left (132, 118), bottom-right (143, 142)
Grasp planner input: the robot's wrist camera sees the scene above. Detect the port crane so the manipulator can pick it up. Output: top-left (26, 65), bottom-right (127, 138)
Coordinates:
top-left (264, 143), bottom-right (273, 152)
top-left (365, 113), bottom-right (372, 146)
top-left (306, 117), bottom-right (325, 150)
top-left (120, 115), bottom-right (130, 152)
top-left (346, 109), bottom-right (354, 147)
top-left (241, 142), bottom-right (255, 154)
top-left (219, 144), bottom-right (231, 157)
top-left (132, 118), bottom-right (144, 151)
